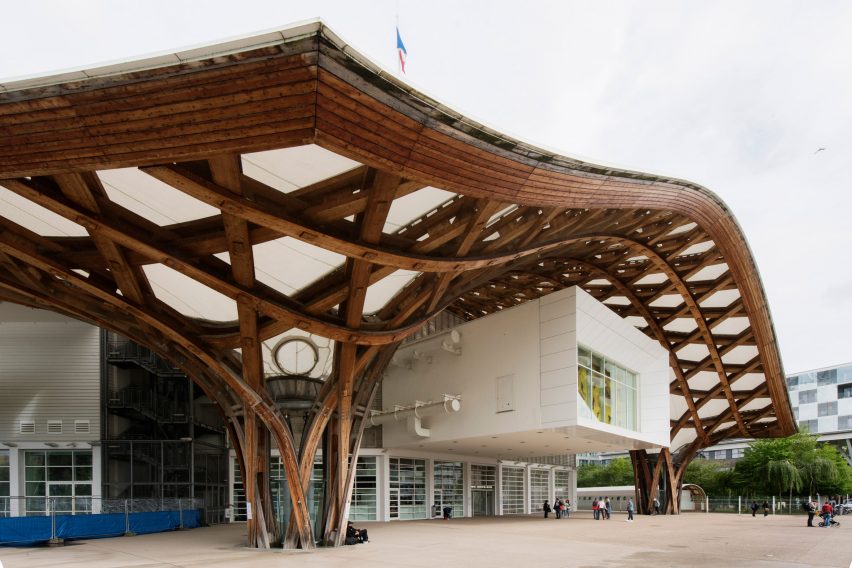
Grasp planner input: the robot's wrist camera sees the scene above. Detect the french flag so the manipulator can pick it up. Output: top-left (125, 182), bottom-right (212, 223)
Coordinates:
top-left (396, 27), bottom-right (407, 73)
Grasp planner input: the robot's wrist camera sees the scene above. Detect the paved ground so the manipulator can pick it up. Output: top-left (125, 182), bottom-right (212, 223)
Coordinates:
top-left (1, 512), bottom-right (850, 568)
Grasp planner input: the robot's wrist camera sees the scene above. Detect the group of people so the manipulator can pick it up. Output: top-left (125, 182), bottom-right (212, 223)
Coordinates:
top-left (591, 497), bottom-right (612, 520)
top-left (542, 498), bottom-right (572, 518)
top-left (802, 499), bottom-right (838, 528)
top-left (749, 500), bottom-right (771, 517)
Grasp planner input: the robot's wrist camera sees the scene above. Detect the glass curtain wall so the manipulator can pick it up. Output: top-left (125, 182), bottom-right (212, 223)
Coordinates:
top-left (554, 470), bottom-right (571, 502)
top-left (501, 466), bottom-right (525, 514)
top-left (232, 455), bottom-right (378, 525)
top-left (389, 457), bottom-right (427, 520)
top-left (578, 346), bottom-right (638, 430)
top-left (349, 456), bottom-right (378, 521)
top-left (232, 460), bottom-right (247, 521)
top-left (529, 468), bottom-right (550, 512)
top-left (24, 450), bottom-right (93, 515)
top-left (433, 461), bottom-right (464, 517)
top-left (270, 456), bottom-right (324, 535)
top-left (0, 451), bottom-right (9, 517)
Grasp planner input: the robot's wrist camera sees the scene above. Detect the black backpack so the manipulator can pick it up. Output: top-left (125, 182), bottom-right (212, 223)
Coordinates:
top-left (800, 500), bottom-right (810, 513)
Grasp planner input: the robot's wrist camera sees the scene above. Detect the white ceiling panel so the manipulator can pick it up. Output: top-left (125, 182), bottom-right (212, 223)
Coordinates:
top-left (242, 145), bottom-right (361, 194)
top-left (99, 168), bottom-right (219, 225)
top-left (252, 237), bottom-right (345, 295)
top-left (143, 263), bottom-right (236, 322)
top-left (0, 184), bottom-right (87, 236)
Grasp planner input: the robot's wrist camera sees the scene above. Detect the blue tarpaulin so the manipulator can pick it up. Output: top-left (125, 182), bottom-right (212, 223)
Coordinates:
top-left (0, 509), bottom-right (201, 546)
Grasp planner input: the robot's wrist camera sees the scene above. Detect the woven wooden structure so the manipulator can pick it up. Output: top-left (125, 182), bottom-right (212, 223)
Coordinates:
top-left (0, 22), bottom-right (794, 546)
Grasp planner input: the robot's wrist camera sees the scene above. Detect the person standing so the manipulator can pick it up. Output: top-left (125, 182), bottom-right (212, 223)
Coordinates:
top-left (750, 500), bottom-right (758, 517)
top-left (605, 497), bottom-right (612, 520)
top-left (762, 501), bottom-right (769, 517)
top-left (555, 498), bottom-right (563, 519)
top-left (592, 498), bottom-right (599, 520)
top-left (564, 499), bottom-right (571, 519)
top-left (806, 499), bottom-right (817, 527)
top-left (543, 500), bottom-right (552, 519)
top-left (653, 497), bottom-right (661, 515)
top-left (627, 498), bottom-right (635, 522)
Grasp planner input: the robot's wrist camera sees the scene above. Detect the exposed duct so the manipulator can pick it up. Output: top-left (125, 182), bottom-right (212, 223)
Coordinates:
top-left (369, 395), bottom-right (461, 437)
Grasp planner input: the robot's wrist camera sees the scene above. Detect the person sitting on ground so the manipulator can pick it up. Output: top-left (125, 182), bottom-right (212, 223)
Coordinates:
top-left (346, 521), bottom-right (369, 544)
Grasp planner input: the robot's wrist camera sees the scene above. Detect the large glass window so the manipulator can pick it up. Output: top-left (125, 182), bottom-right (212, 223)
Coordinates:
top-left (838, 384), bottom-right (852, 399)
top-left (798, 390), bottom-right (817, 404)
top-left (389, 458), bottom-right (426, 520)
top-left (577, 346), bottom-right (638, 430)
top-left (232, 454), bottom-right (323, 527)
top-left (554, 470), bottom-right (571, 502)
top-left (231, 458), bottom-right (247, 522)
top-left (529, 468), bottom-right (550, 512)
top-left (817, 369), bottom-right (837, 386)
top-left (24, 451), bottom-right (92, 516)
top-left (818, 402), bottom-right (837, 417)
top-left (839, 415), bottom-right (852, 430)
top-left (0, 451), bottom-right (9, 518)
top-left (799, 419), bottom-right (819, 433)
top-left (350, 456), bottom-right (378, 521)
top-left (501, 466), bottom-right (525, 514)
top-left (798, 372), bottom-right (816, 387)
top-left (433, 461), bottom-right (464, 518)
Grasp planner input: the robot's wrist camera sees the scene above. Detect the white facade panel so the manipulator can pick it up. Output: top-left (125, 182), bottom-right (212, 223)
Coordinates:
top-left (0, 304), bottom-right (100, 442)
top-left (382, 286), bottom-right (669, 455)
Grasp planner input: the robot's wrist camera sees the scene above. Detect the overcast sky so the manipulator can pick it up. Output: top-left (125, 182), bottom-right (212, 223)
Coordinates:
top-left (1, 0), bottom-right (849, 374)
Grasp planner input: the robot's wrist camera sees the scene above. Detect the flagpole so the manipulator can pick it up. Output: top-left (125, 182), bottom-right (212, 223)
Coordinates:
top-left (396, 6), bottom-right (400, 74)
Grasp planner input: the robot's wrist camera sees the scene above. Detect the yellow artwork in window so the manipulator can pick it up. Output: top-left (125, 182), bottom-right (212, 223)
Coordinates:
top-left (592, 382), bottom-right (602, 421)
top-left (578, 367), bottom-right (590, 407)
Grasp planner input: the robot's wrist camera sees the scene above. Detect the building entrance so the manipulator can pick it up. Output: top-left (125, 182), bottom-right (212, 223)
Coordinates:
top-left (472, 489), bottom-right (494, 516)
top-left (471, 464), bottom-right (496, 517)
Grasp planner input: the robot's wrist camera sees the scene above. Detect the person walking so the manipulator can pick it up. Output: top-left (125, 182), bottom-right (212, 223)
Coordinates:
top-left (543, 500), bottom-right (552, 519)
top-left (762, 500), bottom-right (769, 517)
top-left (592, 498), bottom-right (599, 520)
top-left (564, 499), bottom-right (571, 519)
top-left (750, 500), bottom-right (758, 517)
top-left (555, 498), bottom-right (563, 519)
top-left (626, 498), bottom-right (635, 522)
top-left (605, 497), bottom-right (612, 520)
top-left (653, 497), bottom-right (661, 515)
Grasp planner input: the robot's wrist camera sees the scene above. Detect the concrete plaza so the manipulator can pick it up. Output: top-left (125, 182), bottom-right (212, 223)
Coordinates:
top-left (0, 512), bottom-right (849, 568)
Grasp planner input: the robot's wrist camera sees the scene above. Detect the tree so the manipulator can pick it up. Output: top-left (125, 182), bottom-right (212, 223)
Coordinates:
top-left (578, 458), bottom-right (634, 487)
top-left (730, 430), bottom-right (852, 497)
top-left (683, 459), bottom-right (734, 496)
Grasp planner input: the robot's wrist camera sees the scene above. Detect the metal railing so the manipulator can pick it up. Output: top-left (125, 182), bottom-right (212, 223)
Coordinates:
top-left (703, 495), bottom-right (851, 515)
top-left (0, 496), bottom-right (204, 517)
top-left (106, 340), bottom-right (184, 377)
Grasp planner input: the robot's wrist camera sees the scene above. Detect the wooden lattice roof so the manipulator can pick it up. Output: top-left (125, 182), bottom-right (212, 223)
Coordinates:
top-left (0, 21), bottom-right (794, 467)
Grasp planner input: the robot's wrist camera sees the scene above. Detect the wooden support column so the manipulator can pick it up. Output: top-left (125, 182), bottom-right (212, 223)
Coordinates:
top-left (630, 450), bottom-right (652, 515)
top-left (210, 155), bottom-right (275, 548)
top-left (660, 448), bottom-right (681, 515)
